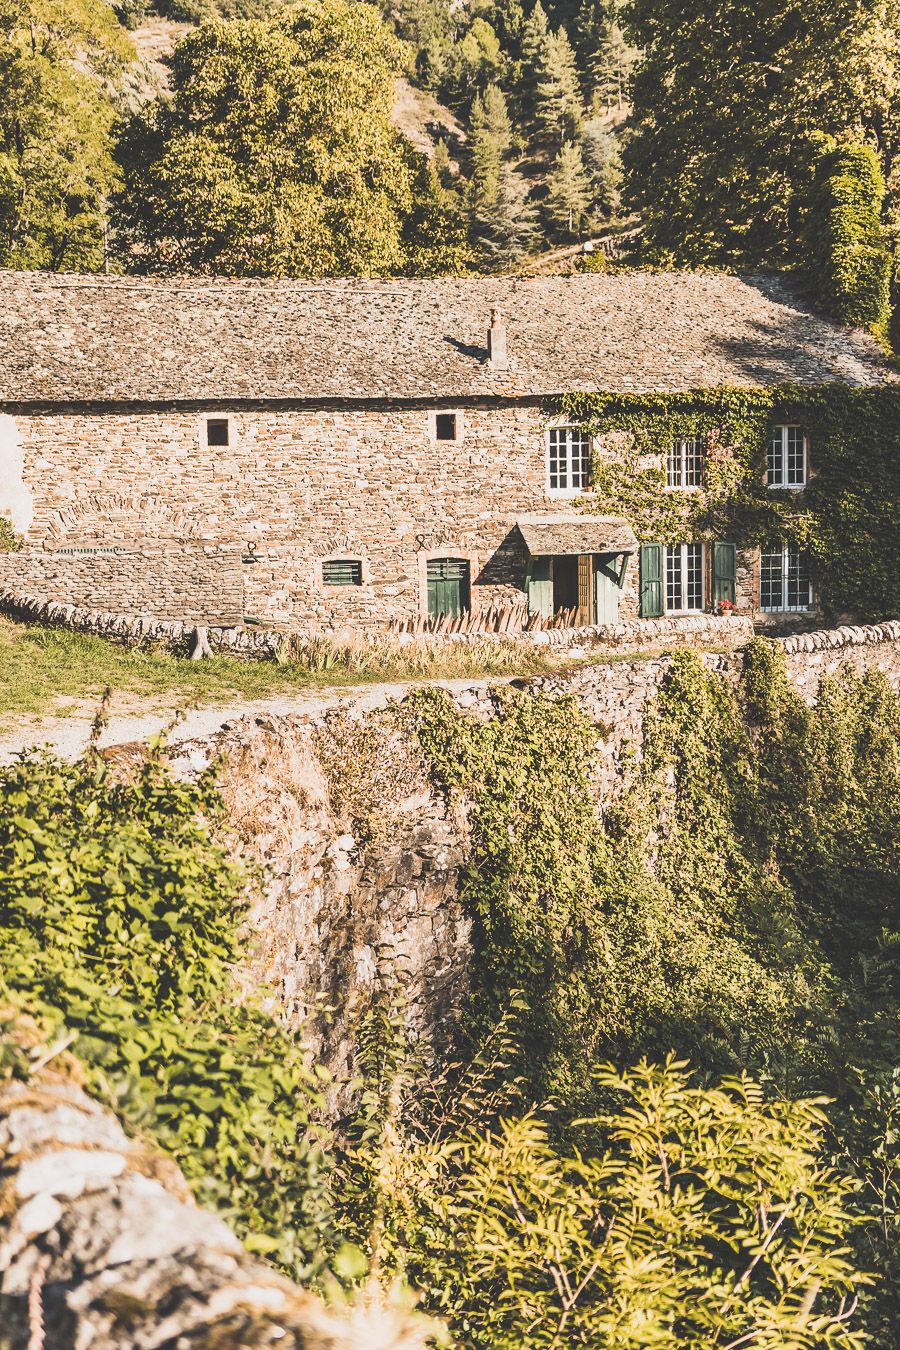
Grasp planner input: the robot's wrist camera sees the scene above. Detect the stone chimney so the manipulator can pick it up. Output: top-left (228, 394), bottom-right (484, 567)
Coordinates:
top-left (487, 306), bottom-right (508, 371)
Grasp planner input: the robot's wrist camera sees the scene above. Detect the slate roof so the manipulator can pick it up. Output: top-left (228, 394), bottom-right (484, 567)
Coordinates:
top-left (0, 269), bottom-right (892, 404)
top-left (517, 516), bottom-right (638, 556)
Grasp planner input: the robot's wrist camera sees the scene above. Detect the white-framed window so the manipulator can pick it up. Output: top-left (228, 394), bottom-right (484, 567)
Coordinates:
top-left (547, 425), bottom-right (592, 494)
top-left (760, 545), bottom-right (812, 612)
top-left (203, 414), bottom-right (232, 448)
top-left (666, 436), bottom-right (704, 488)
top-left (665, 543), bottom-right (704, 612)
top-left (768, 425), bottom-right (807, 488)
top-left (433, 411), bottom-right (463, 442)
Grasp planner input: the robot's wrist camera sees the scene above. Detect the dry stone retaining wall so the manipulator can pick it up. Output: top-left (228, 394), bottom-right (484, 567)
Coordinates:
top-left (157, 622), bottom-right (900, 1081)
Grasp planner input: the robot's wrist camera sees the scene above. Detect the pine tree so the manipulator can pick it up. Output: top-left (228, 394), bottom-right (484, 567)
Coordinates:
top-left (517, 0), bottom-right (550, 130)
top-left (590, 11), bottom-right (637, 114)
top-left (536, 27), bottom-right (583, 148)
top-left (475, 161), bottom-right (538, 270)
top-left (582, 115), bottom-right (622, 215)
top-left (468, 83), bottom-right (513, 215)
top-left (545, 140), bottom-right (591, 237)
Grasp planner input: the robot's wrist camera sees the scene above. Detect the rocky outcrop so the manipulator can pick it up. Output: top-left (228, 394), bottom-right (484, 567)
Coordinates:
top-left (0, 1070), bottom-right (436, 1350)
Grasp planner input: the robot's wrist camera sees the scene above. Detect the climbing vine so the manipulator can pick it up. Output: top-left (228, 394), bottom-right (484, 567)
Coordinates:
top-left (558, 384), bottom-right (900, 621)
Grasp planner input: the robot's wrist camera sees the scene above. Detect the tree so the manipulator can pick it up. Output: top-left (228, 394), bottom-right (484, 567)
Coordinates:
top-left (582, 115), bottom-right (623, 215)
top-left (114, 2), bottom-right (420, 277)
top-left (338, 1029), bottom-right (869, 1349)
top-left (535, 26), bottom-right (583, 148)
top-left (474, 160), bottom-right (538, 269)
top-left (468, 83), bottom-right (514, 216)
top-left (445, 16), bottom-right (503, 106)
top-left (517, 0), bottom-right (550, 129)
top-left (401, 152), bottom-right (472, 275)
top-left (623, 0), bottom-right (900, 267)
top-left (545, 139), bottom-right (591, 235)
top-left (0, 0), bottom-right (129, 270)
top-left (589, 6), bottom-right (637, 113)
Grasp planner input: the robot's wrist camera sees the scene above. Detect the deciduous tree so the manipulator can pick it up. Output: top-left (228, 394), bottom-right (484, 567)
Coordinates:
top-left (0, 0), bottom-right (128, 270)
top-left (114, 2), bottom-right (423, 276)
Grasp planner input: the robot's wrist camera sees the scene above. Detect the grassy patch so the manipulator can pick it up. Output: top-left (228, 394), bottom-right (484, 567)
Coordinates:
top-left (0, 618), bottom-right (559, 723)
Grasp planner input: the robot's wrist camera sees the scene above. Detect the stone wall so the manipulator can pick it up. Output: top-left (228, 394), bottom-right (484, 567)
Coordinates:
top-left (0, 547), bottom-right (243, 626)
top-left (0, 586), bottom-right (756, 659)
top-left (156, 622), bottom-right (900, 1081)
top-left (3, 400), bottom-right (810, 632)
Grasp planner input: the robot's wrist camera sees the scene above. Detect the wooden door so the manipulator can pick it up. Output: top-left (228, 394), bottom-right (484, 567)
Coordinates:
top-left (427, 558), bottom-right (470, 618)
top-left (525, 556), bottom-right (553, 618)
top-left (594, 554), bottom-right (622, 624)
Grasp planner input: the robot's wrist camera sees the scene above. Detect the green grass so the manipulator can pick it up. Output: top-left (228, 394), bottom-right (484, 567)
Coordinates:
top-left (0, 618), bottom-right (559, 723)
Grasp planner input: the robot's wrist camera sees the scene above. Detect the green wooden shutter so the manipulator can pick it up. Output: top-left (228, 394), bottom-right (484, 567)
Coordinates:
top-left (639, 544), bottom-right (663, 618)
top-left (713, 542), bottom-right (737, 606)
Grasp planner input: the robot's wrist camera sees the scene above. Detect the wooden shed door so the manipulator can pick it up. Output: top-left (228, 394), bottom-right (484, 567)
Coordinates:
top-left (594, 554), bottom-right (623, 624)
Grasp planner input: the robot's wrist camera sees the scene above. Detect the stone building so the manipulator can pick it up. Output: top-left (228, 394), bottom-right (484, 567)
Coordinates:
top-left (0, 269), bottom-right (891, 632)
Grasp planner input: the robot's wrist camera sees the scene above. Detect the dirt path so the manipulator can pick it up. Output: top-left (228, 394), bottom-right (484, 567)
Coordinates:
top-left (0, 677), bottom-right (500, 764)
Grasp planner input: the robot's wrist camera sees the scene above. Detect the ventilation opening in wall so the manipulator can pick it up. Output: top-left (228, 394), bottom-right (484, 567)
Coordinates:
top-left (323, 559), bottom-right (362, 586)
top-left (206, 418), bottom-right (230, 447)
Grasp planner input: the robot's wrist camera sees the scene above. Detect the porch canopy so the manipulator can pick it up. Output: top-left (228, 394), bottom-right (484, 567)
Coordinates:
top-left (517, 515), bottom-right (638, 557)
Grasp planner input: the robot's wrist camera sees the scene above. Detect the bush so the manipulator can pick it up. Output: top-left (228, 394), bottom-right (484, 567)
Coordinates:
top-left (0, 743), bottom-right (333, 1273)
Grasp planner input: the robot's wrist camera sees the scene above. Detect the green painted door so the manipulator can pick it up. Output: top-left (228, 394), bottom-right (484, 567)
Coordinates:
top-left (526, 556), bottom-right (552, 618)
top-left (427, 558), bottom-right (470, 618)
top-left (594, 553), bottom-right (624, 624)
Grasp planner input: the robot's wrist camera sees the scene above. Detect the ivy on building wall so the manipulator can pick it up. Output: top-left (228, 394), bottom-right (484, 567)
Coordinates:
top-left (559, 384), bottom-right (900, 621)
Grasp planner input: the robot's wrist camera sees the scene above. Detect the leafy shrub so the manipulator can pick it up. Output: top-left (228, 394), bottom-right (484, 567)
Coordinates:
top-left (0, 743), bottom-right (333, 1272)
top-left (336, 1001), bottom-right (868, 1350)
top-left (0, 517), bottom-right (21, 552)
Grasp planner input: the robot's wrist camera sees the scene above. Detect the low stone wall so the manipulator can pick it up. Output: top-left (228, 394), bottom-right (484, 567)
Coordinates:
top-left (0, 586), bottom-right (754, 659)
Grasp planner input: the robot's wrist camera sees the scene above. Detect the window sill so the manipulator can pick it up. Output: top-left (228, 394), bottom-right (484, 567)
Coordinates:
top-left (664, 485), bottom-right (703, 493)
top-left (546, 487), bottom-right (594, 498)
top-left (766, 483), bottom-right (807, 492)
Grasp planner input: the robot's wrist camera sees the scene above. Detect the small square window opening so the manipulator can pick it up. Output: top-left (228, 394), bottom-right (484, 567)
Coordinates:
top-left (322, 559), bottom-right (362, 587)
top-left (435, 413), bottom-right (458, 441)
top-left (206, 418), bottom-right (230, 448)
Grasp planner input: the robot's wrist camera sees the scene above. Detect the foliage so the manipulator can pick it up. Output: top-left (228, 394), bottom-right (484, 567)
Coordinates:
top-left (0, 516), bottom-right (22, 551)
top-left (113, 2), bottom-right (445, 277)
top-left (337, 1007), bottom-right (869, 1349)
top-left (544, 139), bottom-right (591, 235)
top-left (622, 0), bottom-right (900, 267)
top-left (560, 384), bottom-right (900, 622)
top-left (0, 0), bottom-right (129, 270)
top-left (804, 136), bottom-right (892, 337)
top-left (0, 739), bottom-right (335, 1271)
top-left (473, 159), bottom-right (539, 268)
top-left (404, 644), bottom-right (900, 1341)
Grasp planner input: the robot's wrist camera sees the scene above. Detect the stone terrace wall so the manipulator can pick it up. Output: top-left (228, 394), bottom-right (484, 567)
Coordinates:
top-left (156, 621), bottom-right (900, 1084)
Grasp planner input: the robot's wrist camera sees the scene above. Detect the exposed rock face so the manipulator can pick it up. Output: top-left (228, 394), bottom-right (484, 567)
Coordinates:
top-left (0, 1074), bottom-right (435, 1350)
top-left (170, 708), bottom-right (473, 1091)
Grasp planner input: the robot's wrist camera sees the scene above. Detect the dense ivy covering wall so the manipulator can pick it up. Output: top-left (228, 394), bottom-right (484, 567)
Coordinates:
top-left (560, 384), bottom-right (900, 621)
top-left (804, 138), bottom-right (892, 339)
